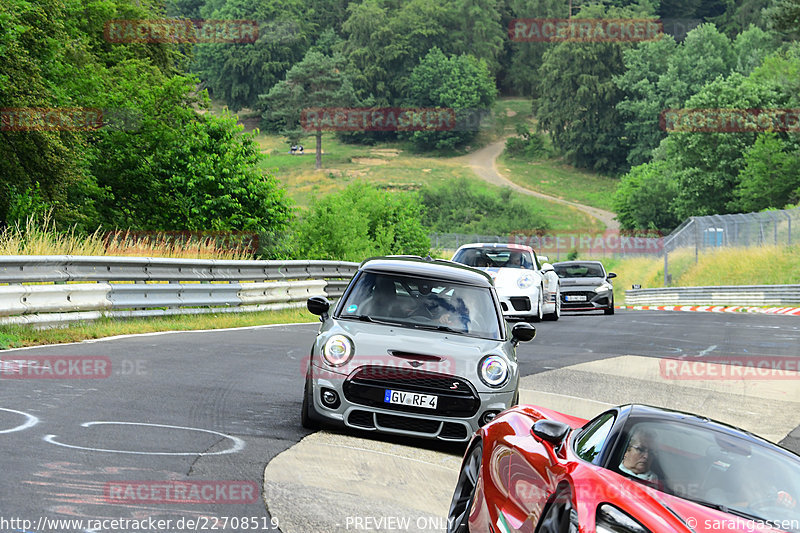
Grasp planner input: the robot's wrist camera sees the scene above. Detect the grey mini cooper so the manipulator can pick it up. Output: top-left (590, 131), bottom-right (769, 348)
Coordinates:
top-left (302, 256), bottom-right (536, 442)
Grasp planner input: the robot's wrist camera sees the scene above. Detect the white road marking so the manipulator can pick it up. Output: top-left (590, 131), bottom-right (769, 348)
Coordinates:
top-left (698, 345), bottom-right (718, 356)
top-left (0, 407), bottom-right (39, 434)
top-left (43, 421), bottom-right (245, 455)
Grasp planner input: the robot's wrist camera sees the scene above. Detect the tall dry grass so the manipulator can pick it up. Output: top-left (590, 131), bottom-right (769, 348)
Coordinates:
top-left (0, 217), bottom-right (256, 260)
top-left (602, 245), bottom-right (800, 303)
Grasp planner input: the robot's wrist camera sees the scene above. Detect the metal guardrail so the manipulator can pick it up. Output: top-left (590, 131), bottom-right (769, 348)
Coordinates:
top-left (0, 256), bottom-right (359, 327)
top-left (625, 285), bottom-right (800, 307)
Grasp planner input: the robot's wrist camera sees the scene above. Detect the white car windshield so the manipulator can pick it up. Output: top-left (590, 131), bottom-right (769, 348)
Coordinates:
top-left (453, 248), bottom-right (534, 269)
top-left (338, 272), bottom-right (503, 340)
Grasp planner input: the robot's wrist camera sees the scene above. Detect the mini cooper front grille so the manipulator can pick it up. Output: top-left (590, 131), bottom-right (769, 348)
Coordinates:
top-left (343, 365), bottom-right (481, 417)
top-left (440, 422), bottom-right (469, 441)
top-left (349, 366), bottom-right (476, 396)
top-left (375, 413), bottom-right (442, 435)
top-left (347, 410), bottom-right (376, 429)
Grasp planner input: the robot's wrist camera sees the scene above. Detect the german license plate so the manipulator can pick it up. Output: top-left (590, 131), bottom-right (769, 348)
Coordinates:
top-left (566, 295), bottom-right (587, 302)
top-left (384, 390), bottom-right (438, 409)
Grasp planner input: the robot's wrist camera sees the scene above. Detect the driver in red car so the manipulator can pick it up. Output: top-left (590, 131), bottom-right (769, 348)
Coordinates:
top-left (619, 427), bottom-right (661, 484)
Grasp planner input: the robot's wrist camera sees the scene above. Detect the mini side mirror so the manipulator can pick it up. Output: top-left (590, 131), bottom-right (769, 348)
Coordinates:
top-left (607, 272), bottom-right (617, 279)
top-left (511, 322), bottom-right (536, 344)
top-left (307, 296), bottom-right (331, 318)
top-left (541, 262), bottom-right (554, 272)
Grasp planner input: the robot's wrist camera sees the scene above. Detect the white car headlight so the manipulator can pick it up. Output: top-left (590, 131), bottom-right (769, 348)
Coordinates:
top-left (517, 274), bottom-right (536, 289)
top-left (594, 283), bottom-right (612, 293)
top-left (322, 335), bottom-right (353, 367)
top-left (479, 355), bottom-right (509, 387)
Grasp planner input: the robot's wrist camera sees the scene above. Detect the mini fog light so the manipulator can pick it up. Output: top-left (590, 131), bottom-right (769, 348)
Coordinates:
top-left (321, 389), bottom-right (340, 408)
top-left (481, 411), bottom-right (500, 425)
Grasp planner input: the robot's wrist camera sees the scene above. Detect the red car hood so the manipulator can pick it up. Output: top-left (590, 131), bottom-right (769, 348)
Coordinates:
top-left (514, 404), bottom-right (588, 429)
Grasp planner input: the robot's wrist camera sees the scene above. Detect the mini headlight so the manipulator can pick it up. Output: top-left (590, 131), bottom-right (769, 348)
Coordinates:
top-left (595, 504), bottom-right (651, 533)
top-left (517, 274), bottom-right (535, 289)
top-left (479, 355), bottom-right (509, 387)
top-left (322, 335), bottom-right (353, 367)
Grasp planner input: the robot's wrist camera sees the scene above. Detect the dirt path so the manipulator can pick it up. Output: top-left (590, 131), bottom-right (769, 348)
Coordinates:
top-left (461, 139), bottom-right (620, 230)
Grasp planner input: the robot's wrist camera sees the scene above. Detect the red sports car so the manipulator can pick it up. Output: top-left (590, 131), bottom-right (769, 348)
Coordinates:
top-left (447, 404), bottom-right (800, 533)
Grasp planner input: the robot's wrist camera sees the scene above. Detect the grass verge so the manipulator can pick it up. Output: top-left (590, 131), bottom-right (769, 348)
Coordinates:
top-left (0, 307), bottom-right (317, 349)
top-left (598, 245), bottom-right (800, 304)
top-left (1, 217), bottom-right (255, 259)
top-left (498, 154), bottom-right (619, 212)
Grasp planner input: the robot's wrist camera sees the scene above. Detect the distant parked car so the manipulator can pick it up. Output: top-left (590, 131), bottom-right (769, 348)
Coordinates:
top-left (302, 256), bottom-right (537, 442)
top-left (553, 260), bottom-right (616, 315)
top-left (452, 243), bottom-right (560, 321)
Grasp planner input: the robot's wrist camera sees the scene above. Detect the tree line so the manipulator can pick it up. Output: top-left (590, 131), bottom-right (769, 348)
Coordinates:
top-left (2, 0), bottom-right (799, 257)
top-left (158, 0), bottom-right (800, 231)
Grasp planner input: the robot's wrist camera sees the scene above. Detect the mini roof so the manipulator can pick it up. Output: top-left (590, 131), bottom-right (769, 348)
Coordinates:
top-left (359, 256), bottom-right (493, 287)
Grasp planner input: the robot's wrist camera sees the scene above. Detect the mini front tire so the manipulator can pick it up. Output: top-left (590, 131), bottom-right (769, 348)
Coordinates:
top-left (301, 372), bottom-right (321, 430)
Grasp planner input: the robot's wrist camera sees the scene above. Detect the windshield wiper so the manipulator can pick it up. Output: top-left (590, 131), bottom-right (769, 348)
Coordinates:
top-left (344, 314), bottom-right (404, 326)
top-left (406, 323), bottom-right (462, 334)
top-left (685, 498), bottom-right (764, 523)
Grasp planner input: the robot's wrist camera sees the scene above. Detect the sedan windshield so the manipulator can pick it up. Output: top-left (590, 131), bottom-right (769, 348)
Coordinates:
top-left (338, 272), bottom-right (503, 340)
top-left (554, 263), bottom-right (605, 278)
top-left (612, 418), bottom-right (800, 530)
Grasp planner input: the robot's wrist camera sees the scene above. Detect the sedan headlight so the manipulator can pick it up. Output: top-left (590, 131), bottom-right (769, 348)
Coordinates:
top-left (595, 504), bottom-right (651, 533)
top-left (594, 283), bottom-right (612, 293)
top-left (322, 335), bottom-right (353, 367)
top-left (517, 274), bottom-right (536, 289)
top-left (479, 355), bottom-right (509, 387)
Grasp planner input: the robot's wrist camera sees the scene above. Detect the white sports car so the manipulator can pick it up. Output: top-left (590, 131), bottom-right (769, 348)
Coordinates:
top-left (452, 243), bottom-right (560, 321)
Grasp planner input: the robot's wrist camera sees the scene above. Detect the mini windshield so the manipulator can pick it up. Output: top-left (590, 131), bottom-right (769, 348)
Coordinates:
top-left (453, 248), bottom-right (535, 270)
top-left (338, 271), bottom-right (503, 340)
top-left (612, 418), bottom-right (800, 530)
top-left (554, 263), bottom-right (605, 278)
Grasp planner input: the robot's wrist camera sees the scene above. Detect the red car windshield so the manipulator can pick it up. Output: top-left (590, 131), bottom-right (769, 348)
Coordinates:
top-left (613, 419), bottom-right (800, 529)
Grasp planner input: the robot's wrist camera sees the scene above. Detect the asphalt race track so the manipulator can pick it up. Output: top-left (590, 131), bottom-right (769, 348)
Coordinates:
top-left (1, 310), bottom-right (799, 533)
